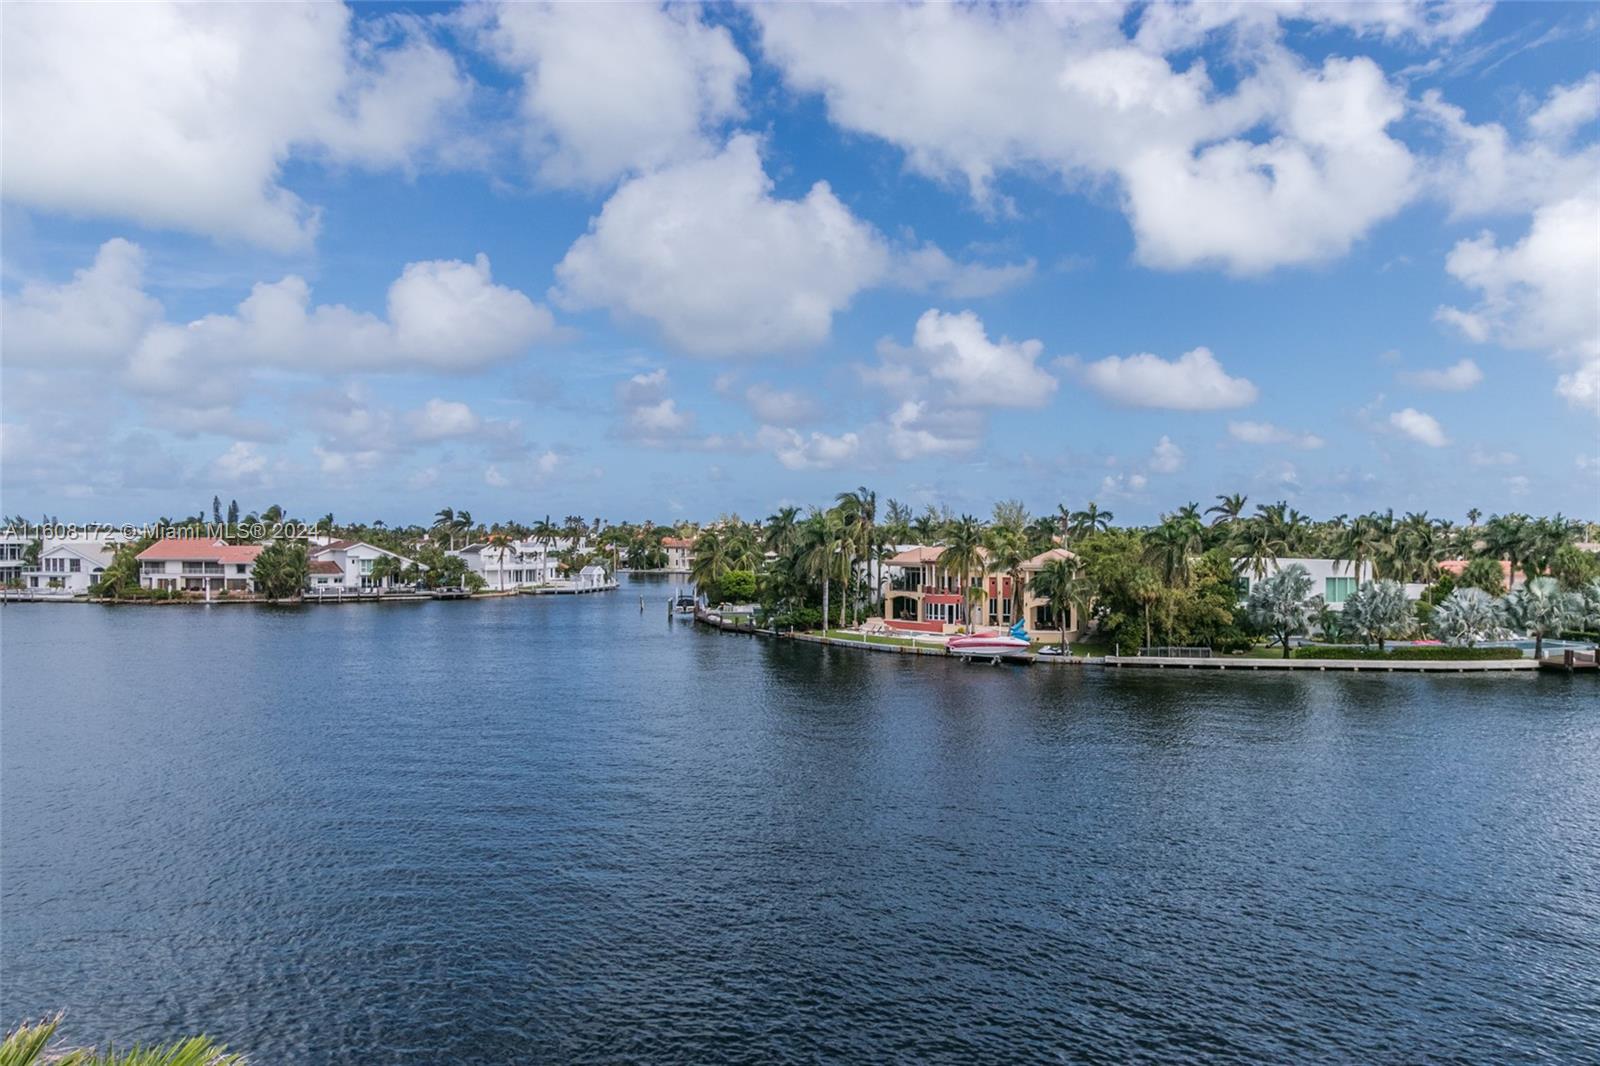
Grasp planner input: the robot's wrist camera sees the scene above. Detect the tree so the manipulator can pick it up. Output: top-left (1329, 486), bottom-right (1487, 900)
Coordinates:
top-left (1206, 493), bottom-right (1248, 526)
top-left (796, 509), bottom-right (846, 632)
top-left (212, 495), bottom-right (222, 524)
top-left (1246, 563), bottom-right (1322, 659)
top-left (1432, 587), bottom-right (1505, 647)
top-left (1504, 576), bottom-right (1576, 659)
top-left (485, 532), bottom-right (514, 591)
top-left (252, 540), bottom-right (309, 600)
top-left (986, 525), bottom-right (1029, 625)
top-left (2, 1014), bottom-right (246, 1066)
top-left (1069, 502), bottom-right (1113, 539)
top-left (1549, 544), bottom-right (1600, 590)
top-left (1231, 517), bottom-right (1287, 580)
top-left (942, 515), bottom-right (986, 632)
top-left (1457, 556), bottom-right (1506, 595)
top-left (719, 569), bottom-right (757, 603)
top-left (1032, 557), bottom-right (1086, 651)
top-left (227, 499), bottom-right (240, 526)
top-left (1342, 580), bottom-right (1414, 652)
top-left (370, 553), bottom-right (406, 589)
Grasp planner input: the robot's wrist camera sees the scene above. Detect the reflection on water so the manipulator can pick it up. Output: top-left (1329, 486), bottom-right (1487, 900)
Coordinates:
top-left (3, 577), bottom-right (1597, 1063)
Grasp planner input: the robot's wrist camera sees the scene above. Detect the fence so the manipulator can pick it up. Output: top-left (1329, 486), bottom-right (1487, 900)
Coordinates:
top-left (1138, 646), bottom-right (1213, 658)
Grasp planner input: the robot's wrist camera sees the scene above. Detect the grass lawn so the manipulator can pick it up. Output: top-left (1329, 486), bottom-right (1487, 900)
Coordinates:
top-left (820, 629), bottom-right (932, 647)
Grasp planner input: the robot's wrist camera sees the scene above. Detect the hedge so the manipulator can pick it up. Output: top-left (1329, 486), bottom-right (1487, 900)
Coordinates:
top-left (1294, 645), bottom-right (1524, 661)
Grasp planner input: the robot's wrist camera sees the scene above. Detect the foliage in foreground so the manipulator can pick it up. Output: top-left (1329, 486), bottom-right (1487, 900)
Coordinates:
top-left (1292, 645), bottom-right (1524, 661)
top-left (0, 1016), bottom-right (244, 1066)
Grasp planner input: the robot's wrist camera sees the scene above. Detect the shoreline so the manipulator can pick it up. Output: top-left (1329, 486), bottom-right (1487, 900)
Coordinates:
top-left (0, 582), bottom-right (620, 606)
top-left (693, 607), bottom-right (1566, 674)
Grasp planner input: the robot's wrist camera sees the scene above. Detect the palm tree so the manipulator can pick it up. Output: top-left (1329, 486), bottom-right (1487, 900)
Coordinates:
top-left (1206, 493), bottom-right (1248, 526)
top-left (690, 528), bottom-right (727, 594)
top-left (1032, 557), bottom-right (1085, 651)
top-left (796, 509), bottom-right (846, 632)
top-left (1505, 576), bottom-right (1575, 659)
top-left (1335, 513), bottom-right (1388, 584)
top-left (836, 487), bottom-right (877, 624)
top-left (1069, 502), bottom-right (1113, 539)
top-left (763, 506), bottom-right (801, 557)
top-left (485, 531), bottom-right (514, 592)
top-left (1128, 567), bottom-right (1161, 651)
top-left (1246, 564), bottom-right (1321, 659)
top-left (434, 507), bottom-right (456, 548)
top-left (2, 1014), bottom-right (245, 1065)
top-left (1232, 516), bottom-right (1288, 581)
top-left (1144, 516), bottom-right (1203, 587)
top-left (941, 515), bottom-right (986, 632)
top-left (1342, 580), bottom-right (1414, 652)
top-left (1433, 587), bottom-right (1505, 647)
top-left (453, 510), bottom-right (475, 546)
top-left (986, 525), bottom-right (1029, 625)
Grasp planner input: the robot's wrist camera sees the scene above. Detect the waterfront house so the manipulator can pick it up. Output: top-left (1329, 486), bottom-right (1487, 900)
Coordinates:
top-left (0, 530), bottom-right (29, 587)
top-left (1018, 547), bottom-right (1083, 638)
top-left (574, 564), bottom-right (611, 591)
top-left (1232, 557), bottom-right (1428, 607)
top-left (24, 532), bottom-right (124, 595)
top-left (138, 538), bottom-right (262, 593)
top-left (880, 545), bottom-right (988, 632)
top-left (307, 540), bottom-right (423, 592)
top-left (661, 536), bottom-right (694, 573)
top-left (451, 539), bottom-right (566, 590)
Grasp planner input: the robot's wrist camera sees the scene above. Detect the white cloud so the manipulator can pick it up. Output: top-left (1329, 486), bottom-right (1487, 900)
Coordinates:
top-left (873, 310), bottom-right (1057, 408)
top-left (1557, 359), bottom-right (1600, 416)
top-left (1468, 447), bottom-right (1519, 467)
top-left (756, 426), bottom-right (861, 471)
top-left (1099, 471), bottom-right (1149, 497)
top-left (1078, 346), bottom-right (1258, 410)
top-left (883, 400), bottom-right (984, 461)
top-left (1389, 407), bottom-right (1448, 447)
top-left (1398, 358), bottom-right (1483, 391)
top-left (211, 442), bottom-right (268, 483)
top-left (755, 5), bottom-right (1419, 274)
top-left (406, 399), bottom-right (482, 441)
top-left (2, 3), bottom-right (472, 249)
top-left (893, 244), bottom-right (1036, 299)
top-left (1227, 421), bottom-right (1325, 449)
top-left (743, 383), bottom-right (817, 425)
top-left (1149, 435), bottom-right (1184, 474)
top-left (473, 1), bottom-right (747, 189)
top-left (1420, 79), bottom-right (1600, 219)
top-left (616, 369), bottom-right (696, 439)
top-left (553, 135), bottom-right (890, 356)
top-left (1, 238), bottom-right (161, 364)
top-left (484, 465), bottom-right (510, 488)
top-left (7, 242), bottom-right (555, 410)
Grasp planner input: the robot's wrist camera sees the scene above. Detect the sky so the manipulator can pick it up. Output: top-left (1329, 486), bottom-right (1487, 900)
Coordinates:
top-left (1, 0), bottom-right (1597, 527)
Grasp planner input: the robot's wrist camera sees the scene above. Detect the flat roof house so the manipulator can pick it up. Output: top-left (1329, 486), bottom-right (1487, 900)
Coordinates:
top-left (138, 538), bottom-right (263, 593)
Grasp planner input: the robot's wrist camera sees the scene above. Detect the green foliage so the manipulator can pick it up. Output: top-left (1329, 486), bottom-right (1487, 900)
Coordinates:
top-left (0, 1014), bottom-right (245, 1065)
top-left (1549, 545), bottom-right (1600, 590)
top-left (1341, 580), bottom-right (1415, 650)
top-left (1245, 563), bottom-right (1321, 659)
top-left (251, 540), bottom-right (309, 599)
top-left (1456, 557), bottom-right (1506, 595)
top-left (715, 569), bottom-right (757, 603)
top-left (1293, 645), bottom-right (1523, 660)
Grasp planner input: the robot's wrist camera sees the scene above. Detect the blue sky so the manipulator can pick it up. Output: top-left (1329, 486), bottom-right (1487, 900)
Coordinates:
top-left (2, 1), bottom-right (1596, 526)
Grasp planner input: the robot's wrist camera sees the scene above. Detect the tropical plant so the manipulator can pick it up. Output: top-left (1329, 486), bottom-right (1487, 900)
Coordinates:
top-left (1069, 502), bottom-right (1113, 539)
top-left (251, 540), bottom-right (309, 600)
top-left (1031, 557), bottom-right (1086, 651)
top-left (941, 515), bottom-right (986, 631)
top-left (1341, 580), bottom-right (1415, 652)
top-left (1245, 564), bottom-right (1322, 659)
top-left (796, 509), bottom-right (847, 632)
top-left (1504, 576), bottom-right (1576, 659)
top-left (1, 1014), bottom-right (245, 1065)
top-left (1431, 587), bottom-right (1506, 647)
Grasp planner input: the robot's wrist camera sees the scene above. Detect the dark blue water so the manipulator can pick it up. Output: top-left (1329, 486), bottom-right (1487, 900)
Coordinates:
top-left (4, 576), bottom-right (1598, 1063)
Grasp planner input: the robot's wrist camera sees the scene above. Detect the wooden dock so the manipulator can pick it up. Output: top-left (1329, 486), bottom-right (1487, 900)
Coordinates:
top-left (1538, 650), bottom-right (1598, 673)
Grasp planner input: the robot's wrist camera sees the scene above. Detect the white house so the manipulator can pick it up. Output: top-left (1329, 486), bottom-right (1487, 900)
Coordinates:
top-left (307, 540), bottom-right (422, 592)
top-left (661, 536), bottom-right (694, 573)
top-left (24, 532), bottom-right (125, 595)
top-left (574, 564), bottom-right (611, 591)
top-left (0, 530), bottom-right (33, 587)
top-left (138, 538), bottom-right (262, 593)
top-left (451, 540), bottom-right (563, 590)
top-left (1233, 557), bottom-right (1426, 608)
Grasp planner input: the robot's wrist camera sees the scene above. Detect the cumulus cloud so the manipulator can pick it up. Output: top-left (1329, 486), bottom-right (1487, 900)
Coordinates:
top-left (1389, 407), bottom-right (1448, 447)
top-left (473, 1), bottom-right (747, 189)
top-left (4, 242), bottom-right (555, 411)
top-left (1398, 358), bottom-right (1483, 391)
top-left (406, 399), bottom-right (482, 441)
top-left (755, 5), bottom-right (1420, 274)
top-left (871, 309), bottom-right (1057, 408)
top-left (2, 3), bottom-right (472, 249)
top-left (893, 244), bottom-right (1037, 299)
top-left (1227, 420), bottom-right (1325, 450)
top-left (553, 135), bottom-right (890, 356)
top-left (0, 238), bottom-right (161, 364)
top-left (1148, 435), bottom-right (1184, 474)
top-left (1078, 346), bottom-right (1258, 410)
top-left (743, 383), bottom-right (817, 425)
top-left (756, 426), bottom-right (861, 470)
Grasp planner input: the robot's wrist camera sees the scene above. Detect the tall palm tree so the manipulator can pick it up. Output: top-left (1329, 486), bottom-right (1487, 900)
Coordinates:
top-left (1335, 513), bottom-right (1388, 583)
top-left (434, 507), bottom-right (456, 548)
top-left (1145, 516), bottom-right (1203, 588)
top-left (836, 487), bottom-right (877, 624)
top-left (453, 510), bottom-right (474, 547)
top-left (1206, 493), bottom-right (1248, 526)
top-left (485, 532), bottom-right (513, 592)
top-left (986, 525), bottom-right (1029, 625)
top-left (1032, 557), bottom-right (1085, 650)
top-left (941, 515), bottom-right (986, 632)
top-left (796, 509), bottom-right (846, 632)
top-left (1069, 502), bottom-right (1113, 539)
top-left (1232, 516), bottom-right (1288, 580)
top-left (763, 507), bottom-right (801, 557)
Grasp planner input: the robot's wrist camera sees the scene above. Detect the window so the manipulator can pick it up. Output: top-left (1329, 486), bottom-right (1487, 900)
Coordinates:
top-left (1325, 576), bottom-right (1356, 604)
top-left (1235, 576), bottom-right (1250, 598)
top-left (236, 564), bottom-right (247, 573)
top-left (69, 558), bottom-right (80, 572)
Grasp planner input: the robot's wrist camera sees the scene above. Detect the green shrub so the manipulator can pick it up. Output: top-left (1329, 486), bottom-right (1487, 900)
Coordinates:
top-left (1293, 645), bottom-right (1523, 661)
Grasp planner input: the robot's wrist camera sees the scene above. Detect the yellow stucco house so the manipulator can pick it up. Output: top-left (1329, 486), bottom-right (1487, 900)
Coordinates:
top-left (880, 544), bottom-right (1082, 641)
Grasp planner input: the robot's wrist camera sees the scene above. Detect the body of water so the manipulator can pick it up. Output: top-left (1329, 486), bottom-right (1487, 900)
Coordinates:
top-left (3, 577), bottom-right (1598, 1062)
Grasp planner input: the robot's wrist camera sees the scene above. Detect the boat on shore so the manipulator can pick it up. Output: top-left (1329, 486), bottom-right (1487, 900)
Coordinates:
top-left (947, 620), bottom-right (1033, 659)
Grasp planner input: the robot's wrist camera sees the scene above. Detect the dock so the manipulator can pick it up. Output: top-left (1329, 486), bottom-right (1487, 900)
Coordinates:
top-left (1106, 655), bottom-right (1540, 672)
top-left (1538, 650), bottom-right (1598, 673)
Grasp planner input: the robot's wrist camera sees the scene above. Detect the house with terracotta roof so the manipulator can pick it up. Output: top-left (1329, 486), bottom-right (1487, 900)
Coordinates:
top-left (307, 540), bottom-right (422, 592)
top-left (661, 536), bottom-right (694, 573)
top-left (137, 538), bottom-right (263, 593)
top-left (880, 543), bottom-right (1084, 640)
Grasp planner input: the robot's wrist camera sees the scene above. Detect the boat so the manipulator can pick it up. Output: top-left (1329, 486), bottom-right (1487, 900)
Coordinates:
top-left (671, 591), bottom-right (697, 615)
top-left (947, 620), bottom-right (1033, 659)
